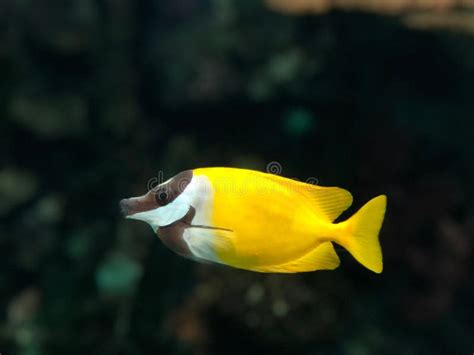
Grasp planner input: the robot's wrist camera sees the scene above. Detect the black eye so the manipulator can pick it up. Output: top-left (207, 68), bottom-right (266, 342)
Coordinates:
top-left (155, 189), bottom-right (170, 206)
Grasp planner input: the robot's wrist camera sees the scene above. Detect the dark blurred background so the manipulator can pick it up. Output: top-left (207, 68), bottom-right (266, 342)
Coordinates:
top-left (1, 1), bottom-right (473, 354)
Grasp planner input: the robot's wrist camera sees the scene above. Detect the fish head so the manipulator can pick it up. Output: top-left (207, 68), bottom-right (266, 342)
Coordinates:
top-left (120, 170), bottom-right (193, 231)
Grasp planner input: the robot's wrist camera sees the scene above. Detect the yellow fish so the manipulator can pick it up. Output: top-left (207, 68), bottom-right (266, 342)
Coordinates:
top-left (120, 167), bottom-right (386, 273)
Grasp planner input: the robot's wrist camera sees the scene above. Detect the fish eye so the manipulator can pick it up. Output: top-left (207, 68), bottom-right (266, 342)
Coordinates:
top-left (155, 189), bottom-right (170, 206)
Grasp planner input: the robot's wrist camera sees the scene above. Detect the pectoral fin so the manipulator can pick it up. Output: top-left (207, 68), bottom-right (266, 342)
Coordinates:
top-left (250, 242), bottom-right (340, 273)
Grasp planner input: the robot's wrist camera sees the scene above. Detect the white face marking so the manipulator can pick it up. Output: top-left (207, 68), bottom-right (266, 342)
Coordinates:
top-left (127, 191), bottom-right (191, 230)
top-left (126, 174), bottom-right (213, 231)
top-left (127, 173), bottom-right (222, 263)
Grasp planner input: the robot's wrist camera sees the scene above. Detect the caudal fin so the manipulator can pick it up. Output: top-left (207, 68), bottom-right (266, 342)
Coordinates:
top-left (336, 195), bottom-right (387, 273)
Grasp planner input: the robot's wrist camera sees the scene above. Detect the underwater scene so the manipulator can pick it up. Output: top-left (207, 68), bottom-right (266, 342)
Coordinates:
top-left (1, 1), bottom-right (473, 354)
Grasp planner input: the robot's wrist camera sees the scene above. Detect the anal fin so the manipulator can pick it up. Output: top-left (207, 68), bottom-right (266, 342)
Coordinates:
top-left (251, 242), bottom-right (340, 273)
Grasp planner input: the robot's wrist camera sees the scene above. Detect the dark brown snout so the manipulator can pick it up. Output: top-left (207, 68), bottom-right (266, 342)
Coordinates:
top-left (120, 198), bottom-right (134, 217)
top-left (119, 193), bottom-right (158, 217)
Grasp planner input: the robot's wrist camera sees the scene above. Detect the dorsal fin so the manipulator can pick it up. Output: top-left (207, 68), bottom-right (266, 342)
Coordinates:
top-left (260, 173), bottom-right (353, 222)
top-left (250, 242), bottom-right (340, 273)
top-left (301, 185), bottom-right (353, 222)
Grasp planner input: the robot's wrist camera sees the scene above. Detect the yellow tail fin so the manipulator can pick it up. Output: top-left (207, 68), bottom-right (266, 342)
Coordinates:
top-left (336, 195), bottom-right (387, 273)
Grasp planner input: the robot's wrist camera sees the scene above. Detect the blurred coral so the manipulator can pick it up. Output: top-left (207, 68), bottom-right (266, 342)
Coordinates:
top-left (7, 287), bottom-right (42, 326)
top-left (265, 0), bottom-right (474, 15)
top-left (166, 266), bottom-right (352, 353)
top-left (265, 0), bottom-right (474, 33)
top-left (403, 11), bottom-right (474, 33)
top-left (6, 287), bottom-right (42, 353)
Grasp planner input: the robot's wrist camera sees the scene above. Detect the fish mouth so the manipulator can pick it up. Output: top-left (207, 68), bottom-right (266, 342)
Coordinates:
top-left (119, 194), bottom-right (158, 217)
top-left (119, 198), bottom-right (133, 217)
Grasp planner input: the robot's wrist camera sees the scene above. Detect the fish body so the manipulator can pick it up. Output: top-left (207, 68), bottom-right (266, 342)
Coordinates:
top-left (120, 167), bottom-right (387, 273)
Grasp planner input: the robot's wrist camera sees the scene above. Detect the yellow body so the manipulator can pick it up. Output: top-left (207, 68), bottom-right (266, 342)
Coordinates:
top-left (193, 167), bottom-right (387, 273)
